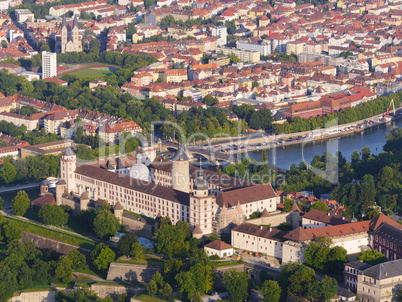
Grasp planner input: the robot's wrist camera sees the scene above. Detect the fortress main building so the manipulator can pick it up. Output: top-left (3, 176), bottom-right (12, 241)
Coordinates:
top-left (56, 145), bottom-right (279, 237)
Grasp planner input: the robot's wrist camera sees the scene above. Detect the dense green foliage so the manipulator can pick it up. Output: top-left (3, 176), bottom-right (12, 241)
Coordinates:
top-left (261, 280), bottom-right (281, 302)
top-left (223, 270), bottom-right (250, 302)
top-left (0, 238), bottom-right (97, 302)
top-left (154, 217), bottom-right (192, 258)
top-left (93, 207), bottom-right (120, 240)
top-left (233, 105), bottom-right (273, 130)
top-left (0, 215), bottom-right (22, 243)
top-left (1, 155), bottom-right (60, 186)
top-left (0, 158), bottom-right (16, 184)
top-left (90, 243), bottom-right (116, 271)
top-left (273, 93), bottom-right (402, 134)
top-left (304, 238), bottom-right (347, 274)
top-left (38, 204), bottom-right (69, 227)
top-left (280, 262), bottom-right (337, 300)
top-left (116, 233), bottom-right (138, 257)
top-left (12, 190), bottom-right (30, 216)
top-left (358, 249), bottom-right (387, 265)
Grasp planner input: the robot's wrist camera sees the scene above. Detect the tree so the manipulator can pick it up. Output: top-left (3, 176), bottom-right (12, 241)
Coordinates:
top-left (190, 263), bottom-right (214, 293)
top-left (252, 81), bottom-right (260, 88)
top-left (38, 204), bottom-right (68, 226)
top-left (147, 280), bottom-right (158, 297)
top-left (12, 190), bottom-right (30, 216)
top-left (159, 283), bottom-right (173, 299)
top-left (310, 201), bottom-right (330, 212)
top-left (283, 198), bottom-right (293, 212)
top-left (223, 271), bottom-right (250, 302)
top-left (281, 262), bottom-right (316, 296)
top-left (67, 249), bottom-right (87, 270)
top-left (55, 255), bottom-right (73, 283)
top-left (151, 271), bottom-right (164, 288)
top-left (0, 196), bottom-right (4, 210)
top-left (91, 243), bottom-right (116, 271)
top-left (358, 249), bottom-right (387, 265)
top-left (261, 280), bottom-right (281, 302)
top-left (203, 95), bottom-right (218, 106)
top-left (351, 150), bottom-right (360, 163)
top-left (0, 158), bottom-right (17, 184)
top-left (117, 233), bottom-right (138, 256)
top-left (1, 40), bottom-right (7, 48)
top-left (362, 146), bottom-right (371, 160)
top-left (326, 246), bottom-right (347, 274)
top-left (130, 242), bottom-right (143, 260)
top-left (93, 209), bottom-right (120, 240)
top-left (315, 275), bottom-right (338, 301)
top-left (3, 221), bottom-right (22, 242)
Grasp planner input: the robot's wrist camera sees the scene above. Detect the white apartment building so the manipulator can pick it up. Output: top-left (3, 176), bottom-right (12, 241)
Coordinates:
top-left (15, 9), bottom-right (34, 23)
top-left (211, 26), bottom-right (227, 47)
top-left (236, 39), bottom-right (271, 56)
top-left (42, 51), bottom-right (57, 79)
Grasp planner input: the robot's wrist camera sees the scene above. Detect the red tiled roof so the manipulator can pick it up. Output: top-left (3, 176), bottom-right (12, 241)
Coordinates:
top-left (216, 184), bottom-right (277, 207)
top-left (204, 240), bottom-right (233, 251)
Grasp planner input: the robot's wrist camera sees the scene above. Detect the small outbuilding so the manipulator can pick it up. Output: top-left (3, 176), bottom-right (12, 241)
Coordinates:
top-left (204, 240), bottom-right (234, 258)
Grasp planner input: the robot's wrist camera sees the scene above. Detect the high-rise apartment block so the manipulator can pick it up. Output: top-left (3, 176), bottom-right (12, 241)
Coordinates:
top-left (41, 51), bottom-right (57, 79)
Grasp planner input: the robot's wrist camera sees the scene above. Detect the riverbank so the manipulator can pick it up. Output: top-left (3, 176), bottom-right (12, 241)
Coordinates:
top-left (216, 112), bottom-right (401, 155)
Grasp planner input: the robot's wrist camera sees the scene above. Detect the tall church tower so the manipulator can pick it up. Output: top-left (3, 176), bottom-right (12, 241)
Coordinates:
top-left (60, 16), bottom-right (68, 53)
top-left (71, 15), bottom-right (82, 51)
top-left (60, 147), bottom-right (76, 194)
top-left (189, 169), bottom-right (214, 236)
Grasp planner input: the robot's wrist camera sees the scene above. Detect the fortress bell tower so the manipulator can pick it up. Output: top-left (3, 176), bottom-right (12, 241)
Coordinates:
top-left (60, 147), bottom-right (76, 194)
top-left (189, 169), bottom-right (213, 236)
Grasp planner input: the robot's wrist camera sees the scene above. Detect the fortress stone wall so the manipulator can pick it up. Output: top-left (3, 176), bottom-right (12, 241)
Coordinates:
top-left (106, 263), bottom-right (162, 283)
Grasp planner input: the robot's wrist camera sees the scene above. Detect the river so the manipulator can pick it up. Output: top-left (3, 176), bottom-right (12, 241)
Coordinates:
top-left (248, 118), bottom-right (402, 170)
top-left (1, 187), bottom-right (40, 208)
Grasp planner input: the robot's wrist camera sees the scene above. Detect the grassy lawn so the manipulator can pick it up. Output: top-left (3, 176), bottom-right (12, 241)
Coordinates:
top-left (75, 265), bottom-right (107, 280)
top-left (5, 216), bottom-right (96, 250)
top-left (211, 260), bottom-right (244, 267)
top-left (116, 255), bottom-right (164, 266)
top-left (13, 286), bottom-right (53, 296)
top-left (67, 68), bottom-right (113, 78)
top-left (134, 294), bottom-right (168, 302)
top-left (62, 62), bottom-right (120, 68)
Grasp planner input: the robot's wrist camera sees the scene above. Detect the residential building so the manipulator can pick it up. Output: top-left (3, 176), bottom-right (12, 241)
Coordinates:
top-left (237, 39), bottom-right (271, 56)
top-left (41, 51), bottom-right (57, 79)
top-left (15, 9), bottom-right (34, 23)
top-left (344, 261), bottom-right (372, 291)
top-left (219, 47), bottom-right (260, 63)
top-left (211, 26), bottom-right (227, 47)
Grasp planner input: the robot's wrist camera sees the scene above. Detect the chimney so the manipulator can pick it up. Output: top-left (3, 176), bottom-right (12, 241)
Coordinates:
top-left (260, 225), bottom-right (263, 230)
top-left (327, 212), bottom-right (330, 216)
top-left (342, 217), bottom-right (345, 220)
top-left (269, 227), bottom-right (272, 232)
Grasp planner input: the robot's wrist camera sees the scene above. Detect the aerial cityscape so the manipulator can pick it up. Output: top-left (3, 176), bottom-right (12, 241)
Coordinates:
top-left (0, 0), bottom-right (402, 301)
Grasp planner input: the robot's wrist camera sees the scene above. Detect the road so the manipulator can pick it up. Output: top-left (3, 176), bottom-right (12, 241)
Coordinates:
top-left (0, 182), bottom-right (41, 193)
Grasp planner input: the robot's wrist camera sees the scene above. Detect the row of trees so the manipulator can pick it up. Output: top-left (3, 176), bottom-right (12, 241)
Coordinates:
top-left (0, 155), bottom-right (60, 186)
top-left (273, 93), bottom-right (402, 134)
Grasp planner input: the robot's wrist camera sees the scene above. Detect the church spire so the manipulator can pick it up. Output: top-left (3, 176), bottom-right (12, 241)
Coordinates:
top-left (73, 14), bottom-right (79, 28)
top-left (61, 15), bottom-right (67, 28)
